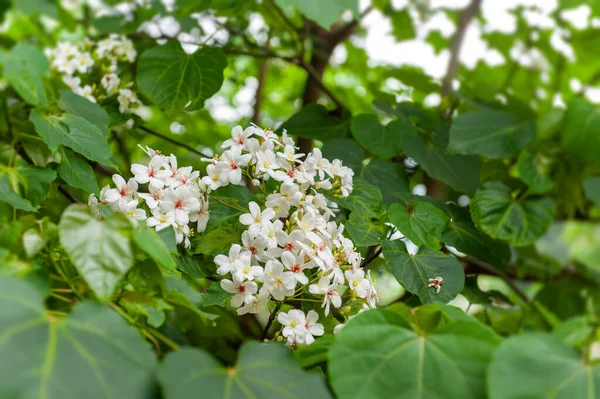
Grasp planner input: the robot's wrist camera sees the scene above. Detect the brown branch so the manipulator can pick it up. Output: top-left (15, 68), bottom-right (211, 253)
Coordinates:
top-left (138, 126), bottom-right (213, 158)
top-left (262, 302), bottom-right (282, 340)
top-left (441, 0), bottom-right (482, 100)
top-left (252, 62), bottom-right (268, 125)
top-left (361, 246), bottom-right (382, 270)
top-left (462, 256), bottom-right (530, 304)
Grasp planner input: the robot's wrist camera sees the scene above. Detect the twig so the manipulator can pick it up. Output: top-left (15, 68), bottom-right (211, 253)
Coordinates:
top-left (112, 131), bottom-right (131, 166)
top-left (463, 256), bottom-right (530, 304)
top-left (58, 186), bottom-right (81, 204)
top-left (301, 61), bottom-right (344, 109)
top-left (361, 246), bottom-right (382, 270)
top-left (262, 302), bottom-right (282, 340)
top-left (440, 0), bottom-right (482, 99)
top-left (138, 126), bottom-right (212, 158)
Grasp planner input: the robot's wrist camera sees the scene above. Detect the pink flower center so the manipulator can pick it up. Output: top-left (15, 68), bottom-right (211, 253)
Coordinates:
top-left (230, 162), bottom-right (238, 170)
top-left (236, 285), bottom-right (246, 294)
top-left (291, 264), bottom-right (301, 273)
top-left (249, 246), bottom-right (257, 255)
top-left (285, 242), bottom-right (294, 250)
top-left (119, 188), bottom-right (127, 197)
top-left (174, 199), bottom-right (183, 209)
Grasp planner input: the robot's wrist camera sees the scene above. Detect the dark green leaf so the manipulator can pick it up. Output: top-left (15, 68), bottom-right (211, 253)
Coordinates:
top-left (402, 130), bottom-right (480, 195)
top-left (512, 149), bottom-right (553, 193)
top-left (583, 177), bottom-right (600, 206)
top-left (362, 158), bottom-right (409, 205)
top-left (390, 9), bottom-right (415, 42)
top-left (279, 103), bottom-right (351, 140)
top-left (333, 178), bottom-right (382, 218)
top-left (59, 204), bottom-right (133, 301)
top-left (488, 333), bottom-right (600, 398)
top-left (388, 202), bottom-right (449, 249)
top-left (137, 42), bottom-right (227, 111)
top-left (192, 225), bottom-right (241, 256)
top-left (382, 240), bottom-right (464, 303)
top-left (0, 163), bottom-right (56, 211)
top-left (345, 212), bottom-right (388, 247)
top-left (58, 90), bottom-right (110, 136)
top-left (442, 205), bottom-right (511, 269)
top-left (448, 110), bottom-right (535, 158)
top-left (30, 109), bottom-right (116, 167)
top-left (57, 148), bottom-right (99, 194)
top-left (562, 98), bottom-right (600, 166)
top-left (158, 342), bottom-right (332, 398)
top-left (471, 181), bottom-right (555, 246)
top-left (351, 114), bottom-right (408, 159)
top-left (322, 138), bottom-right (364, 174)
top-left (0, 276), bottom-right (156, 399)
top-left (4, 43), bottom-right (48, 106)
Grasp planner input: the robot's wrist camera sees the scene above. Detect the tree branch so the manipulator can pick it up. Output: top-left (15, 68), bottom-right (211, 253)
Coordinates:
top-left (252, 62), bottom-right (268, 125)
top-left (138, 126), bottom-right (213, 158)
top-left (440, 0), bottom-right (482, 100)
top-left (262, 302), bottom-right (282, 340)
top-left (360, 246), bottom-right (382, 270)
top-left (462, 256), bottom-right (530, 304)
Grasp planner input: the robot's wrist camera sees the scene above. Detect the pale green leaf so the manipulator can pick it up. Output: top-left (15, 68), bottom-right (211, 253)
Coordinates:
top-left (0, 276), bottom-right (156, 399)
top-left (488, 333), bottom-right (600, 399)
top-left (275, 0), bottom-right (358, 29)
top-left (59, 204), bottom-right (134, 301)
top-left (583, 177), bottom-right (600, 206)
top-left (133, 225), bottom-right (178, 270)
top-left (562, 98), bottom-right (600, 166)
top-left (158, 342), bottom-right (332, 398)
top-left (57, 148), bottom-right (100, 194)
top-left (4, 43), bottom-right (48, 106)
top-left (58, 90), bottom-right (110, 136)
top-left (329, 309), bottom-right (501, 399)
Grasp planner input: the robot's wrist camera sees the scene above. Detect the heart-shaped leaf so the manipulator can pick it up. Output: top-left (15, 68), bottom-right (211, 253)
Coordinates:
top-left (158, 342), bottom-right (332, 399)
top-left (388, 201), bottom-right (449, 249)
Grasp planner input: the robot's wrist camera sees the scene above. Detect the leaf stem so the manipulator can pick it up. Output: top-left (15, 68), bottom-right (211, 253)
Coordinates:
top-left (138, 126), bottom-right (213, 158)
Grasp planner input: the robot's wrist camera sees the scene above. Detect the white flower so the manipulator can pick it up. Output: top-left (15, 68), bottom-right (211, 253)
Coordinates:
top-left (131, 155), bottom-right (165, 188)
top-left (74, 52), bottom-right (94, 74)
top-left (189, 199), bottom-right (209, 233)
top-left (255, 149), bottom-right (277, 175)
top-left (220, 278), bottom-right (258, 308)
top-left (222, 125), bottom-right (255, 150)
top-left (237, 294), bottom-right (267, 315)
top-left (146, 208), bottom-right (175, 231)
top-left (104, 174), bottom-right (138, 203)
top-left (302, 310), bottom-right (324, 344)
top-left (281, 251), bottom-right (309, 284)
top-left (239, 201), bottom-right (275, 235)
top-left (277, 144), bottom-right (304, 164)
top-left (120, 199), bottom-right (146, 226)
top-left (241, 231), bottom-right (269, 261)
top-left (138, 185), bottom-right (164, 209)
top-left (232, 259), bottom-right (263, 282)
top-left (309, 276), bottom-right (341, 316)
top-left (262, 260), bottom-right (296, 301)
top-left (160, 186), bottom-right (200, 225)
top-left (101, 73), bottom-right (121, 95)
top-left (345, 269), bottom-right (370, 298)
top-left (118, 88), bottom-right (141, 113)
top-left (215, 147), bottom-right (252, 184)
top-left (202, 164), bottom-right (222, 191)
top-left (277, 309), bottom-right (308, 344)
top-left (75, 85), bottom-right (96, 103)
top-left (63, 75), bottom-right (81, 91)
top-left (276, 230), bottom-right (305, 253)
top-left (214, 244), bottom-right (247, 275)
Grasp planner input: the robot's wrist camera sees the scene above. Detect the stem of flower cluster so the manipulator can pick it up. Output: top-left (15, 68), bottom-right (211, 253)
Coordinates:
top-left (262, 301), bottom-right (282, 340)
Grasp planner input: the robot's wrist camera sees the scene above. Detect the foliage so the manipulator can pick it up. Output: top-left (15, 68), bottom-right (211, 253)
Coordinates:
top-left (0, 0), bottom-right (599, 398)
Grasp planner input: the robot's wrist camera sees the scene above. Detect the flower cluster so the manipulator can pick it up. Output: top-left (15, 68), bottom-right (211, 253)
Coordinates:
top-left (212, 125), bottom-right (378, 347)
top-left (45, 35), bottom-right (141, 114)
top-left (89, 146), bottom-right (208, 247)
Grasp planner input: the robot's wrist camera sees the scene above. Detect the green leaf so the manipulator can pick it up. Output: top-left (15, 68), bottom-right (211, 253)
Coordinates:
top-left (192, 225), bottom-right (241, 256)
top-left (362, 158), bottom-right (409, 205)
top-left (329, 309), bottom-right (501, 399)
top-left (158, 342), bottom-right (332, 398)
top-left (275, 0), bottom-right (358, 29)
top-left (382, 240), bottom-right (464, 303)
top-left (4, 43), bottom-right (48, 106)
top-left (0, 276), bottom-right (156, 398)
top-left (583, 177), bottom-right (600, 206)
top-left (402, 129), bottom-right (480, 195)
top-left (488, 333), bottom-right (600, 398)
top-left (351, 114), bottom-right (408, 159)
top-left (442, 205), bottom-right (511, 269)
top-left (334, 178), bottom-right (382, 218)
top-left (388, 202), bottom-right (449, 249)
top-left (322, 138), bottom-right (364, 174)
top-left (346, 212), bottom-right (388, 247)
top-left (30, 109), bottom-right (116, 167)
top-left (562, 221), bottom-right (600, 271)
top-left (0, 163), bottom-right (56, 211)
top-left (562, 98), bottom-right (600, 166)
top-left (11, 0), bottom-right (57, 17)
top-left (448, 110), bottom-right (535, 158)
top-left (471, 182), bottom-right (555, 246)
top-left (137, 42), bottom-right (227, 111)
top-left (512, 149), bottom-right (553, 193)
top-left (197, 284), bottom-right (232, 307)
top-left (57, 148), bottom-right (99, 194)
top-left (58, 90), bottom-right (110, 136)
top-left (390, 9), bottom-right (416, 42)
top-left (279, 103), bottom-right (351, 140)
top-left (133, 225), bottom-right (177, 270)
top-left (59, 204), bottom-right (134, 301)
